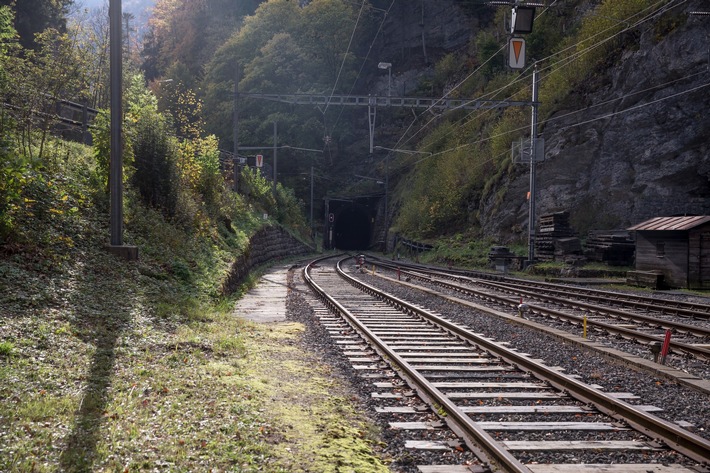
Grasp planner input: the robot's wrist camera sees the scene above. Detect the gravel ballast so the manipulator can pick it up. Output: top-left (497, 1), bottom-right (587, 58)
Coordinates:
top-left (289, 260), bottom-right (710, 470)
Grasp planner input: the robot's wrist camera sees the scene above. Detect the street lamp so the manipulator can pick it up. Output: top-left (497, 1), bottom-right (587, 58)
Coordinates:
top-left (511, 6), bottom-right (536, 34)
top-left (378, 62), bottom-right (392, 97)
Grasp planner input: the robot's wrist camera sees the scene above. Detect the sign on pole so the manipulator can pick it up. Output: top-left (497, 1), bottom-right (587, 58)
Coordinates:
top-left (509, 38), bottom-right (526, 69)
top-left (256, 154), bottom-right (263, 167)
top-left (511, 137), bottom-right (545, 164)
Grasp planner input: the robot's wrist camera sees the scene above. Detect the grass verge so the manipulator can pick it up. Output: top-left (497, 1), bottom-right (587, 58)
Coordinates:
top-left (0, 252), bottom-right (387, 472)
top-left (0, 140), bottom-right (386, 471)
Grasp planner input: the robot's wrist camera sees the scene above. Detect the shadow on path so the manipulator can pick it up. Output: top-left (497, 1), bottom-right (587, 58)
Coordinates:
top-left (59, 257), bottom-right (133, 472)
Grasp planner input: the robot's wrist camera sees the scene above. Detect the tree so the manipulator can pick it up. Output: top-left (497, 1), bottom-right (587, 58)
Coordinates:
top-left (0, 4), bottom-right (16, 98)
top-left (203, 0), bottom-right (374, 148)
top-left (77, 4), bottom-right (111, 109)
top-left (0, 0), bottom-right (73, 49)
top-left (142, 0), bottom-right (261, 82)
top-left (0, 5), bottom-right (21, 239)
top-left (4, 20), bottom-right (92, 160)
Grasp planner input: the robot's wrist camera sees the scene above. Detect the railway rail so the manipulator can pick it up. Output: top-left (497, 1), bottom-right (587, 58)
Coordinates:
top-left (303, 255), bottom-right (710, 473)
top-left (364, 256), bottom-right (710, 363)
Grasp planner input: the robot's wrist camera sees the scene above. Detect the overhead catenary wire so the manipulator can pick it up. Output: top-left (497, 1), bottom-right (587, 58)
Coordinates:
top-left (321, 0), bottom-right (394, 166)
top-left (327, 0), bottom-right (396, 141)
top-left (404, 0), bottom-right (684, 153)
top-left (390, 0), bottom-right (691, 159)
top-left (322, 0), bottom-right (367, 116)
top-left (400, 77), bottom-right (710, 172)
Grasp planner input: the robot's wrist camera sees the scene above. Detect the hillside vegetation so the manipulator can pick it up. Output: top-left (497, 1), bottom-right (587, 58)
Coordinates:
top-left (139, 0), bottom-right (706, 266)
top-left (0, 3), bottom-right (394, 470)
top-left (390, 0), bottom-right (682, 239)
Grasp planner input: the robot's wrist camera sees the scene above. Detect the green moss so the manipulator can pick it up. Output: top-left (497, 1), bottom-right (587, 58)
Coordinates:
top-left (237, 323), bottom-right (389, 472)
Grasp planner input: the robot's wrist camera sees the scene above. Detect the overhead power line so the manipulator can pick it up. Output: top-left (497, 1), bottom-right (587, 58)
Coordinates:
top-left (393, 0), bottom-right (691, 156)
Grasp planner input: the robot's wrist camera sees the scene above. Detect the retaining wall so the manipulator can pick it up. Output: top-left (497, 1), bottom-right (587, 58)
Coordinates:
top-left (221, 225), bottom-right (313, 295)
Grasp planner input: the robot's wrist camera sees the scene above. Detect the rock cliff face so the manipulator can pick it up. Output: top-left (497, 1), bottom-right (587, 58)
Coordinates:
top-left (377, 2), bottom-right (710, 241)
top-left (488, 14), bottom-right (710, 239)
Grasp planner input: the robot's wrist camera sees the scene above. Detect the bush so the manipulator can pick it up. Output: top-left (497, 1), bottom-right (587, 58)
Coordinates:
top-left (131, 110), bottom-right (180, 218)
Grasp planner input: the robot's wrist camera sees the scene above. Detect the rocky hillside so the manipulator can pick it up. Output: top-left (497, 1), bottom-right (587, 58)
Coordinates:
top-left (488, 10), bottom-right (710, 238)
top-left (372, 0), bottom-right (710, 241)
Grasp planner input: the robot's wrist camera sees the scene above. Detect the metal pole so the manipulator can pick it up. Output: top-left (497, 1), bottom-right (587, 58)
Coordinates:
top-left (109, 0), bottom-right (122, 246)
top-left (528, 64), bottom-right (539, 264)
top-left (368, 97), bottom-right (376, 154)
top-left (384, 153), bottom-right (389, 252)
top-left (388, 67), bottom-right (391, 98)
top-left (273, 121), bottom-right (278, 196)
top-left (233, 65), bottom-right (240, 191)
top-left (324, 198), bottom-right (331, 250)
top-left (82, 103), bottom-right (90, 145)
top-left (310, 165), bottom-right (314, 239)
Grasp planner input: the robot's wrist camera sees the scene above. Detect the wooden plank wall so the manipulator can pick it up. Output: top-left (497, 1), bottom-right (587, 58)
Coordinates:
top-left (635, 231), bottom-right (688, 288)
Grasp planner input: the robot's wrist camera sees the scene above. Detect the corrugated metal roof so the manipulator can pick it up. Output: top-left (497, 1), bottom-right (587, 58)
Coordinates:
top-left (627, 216), bottom-right (710, 231)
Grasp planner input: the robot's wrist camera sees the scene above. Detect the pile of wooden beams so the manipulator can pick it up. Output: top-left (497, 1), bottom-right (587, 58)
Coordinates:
top-left (585, 230), bottom-right (635, 266)
top-left (535, 212), bottom-right (578, 261)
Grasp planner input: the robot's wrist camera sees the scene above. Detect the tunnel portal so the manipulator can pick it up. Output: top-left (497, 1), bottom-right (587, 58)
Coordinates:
top-left (333, 205), bottom-right (372, 250)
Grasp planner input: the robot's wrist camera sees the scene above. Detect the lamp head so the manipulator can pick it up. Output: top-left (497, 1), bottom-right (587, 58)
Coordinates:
top-left (511, 6), bottom-right (535, 34)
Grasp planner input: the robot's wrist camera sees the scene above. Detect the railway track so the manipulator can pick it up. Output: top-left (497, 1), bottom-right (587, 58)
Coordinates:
top-left (303, 256), bottom-right (710, 473)
top-left (367, 257), bottom-right (710, 319)
top-left (364, 256), bottom-right (710, 364)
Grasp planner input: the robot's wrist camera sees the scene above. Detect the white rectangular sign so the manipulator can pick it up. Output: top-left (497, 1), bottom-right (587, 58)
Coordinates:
top-left (509, 38), bottom-right (526, 69)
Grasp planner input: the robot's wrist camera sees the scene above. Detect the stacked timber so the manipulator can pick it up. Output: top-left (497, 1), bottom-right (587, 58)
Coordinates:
top-left (584, 230), bottom-right (635, 266)
top-left (535, 211), bottom-right (578, 261)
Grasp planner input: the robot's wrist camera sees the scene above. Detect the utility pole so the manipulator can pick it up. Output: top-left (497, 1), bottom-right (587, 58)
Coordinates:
top-left (107, 0), bottom-right (137, 260)
top-left (310, 165), bottom-right (314, 239)
top-left (528, 64), bottom-right (539, 265)
top-left (109, 0), bottom-right (122, 248)
top-left (233, 65), bottom-right (240, 191)
top-left (273, 121), bottom-right (278, 197)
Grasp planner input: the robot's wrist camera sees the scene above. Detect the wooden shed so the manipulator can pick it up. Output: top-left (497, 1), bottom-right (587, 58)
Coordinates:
top-left (627, 216), bottom-right (710, 290)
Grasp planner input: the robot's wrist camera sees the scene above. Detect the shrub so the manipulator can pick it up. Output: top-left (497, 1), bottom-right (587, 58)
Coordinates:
top-left (131, 110), bottom-right (179, 218)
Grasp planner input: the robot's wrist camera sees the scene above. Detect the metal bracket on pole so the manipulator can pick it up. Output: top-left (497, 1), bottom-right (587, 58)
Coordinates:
top-left (233, 65), bottom-right (240, 192)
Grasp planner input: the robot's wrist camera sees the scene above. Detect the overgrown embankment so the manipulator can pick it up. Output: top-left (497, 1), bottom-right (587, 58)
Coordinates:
top-left (0, 141), bottom-right (387, 472)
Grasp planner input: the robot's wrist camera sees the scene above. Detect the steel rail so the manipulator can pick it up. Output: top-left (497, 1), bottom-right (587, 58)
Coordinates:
top-left (389, 264), bottom-right (710, 361)
top-left (303, 256), bottom-right (531, 473)
top-left (490, 278), bottom-right (710, 319)
top-left (367, 258), bottom-right (710, 359)
top-left (368, 255), bottom-right (710, 317)
top-left (476, 279), bottom-right (710, 338)
top-left (333, 257), bottom-right (710, 466)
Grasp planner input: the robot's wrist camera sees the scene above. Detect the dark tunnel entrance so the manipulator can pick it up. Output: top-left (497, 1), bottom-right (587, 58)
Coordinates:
top-left (333, 206), bottom-right (372, 250)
